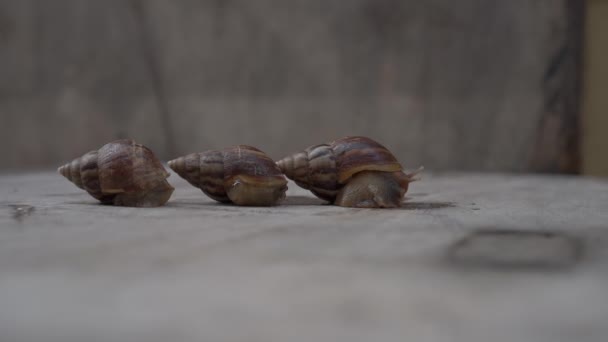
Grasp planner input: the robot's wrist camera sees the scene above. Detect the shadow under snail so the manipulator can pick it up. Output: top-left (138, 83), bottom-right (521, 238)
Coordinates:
top-left (168, 145), bottom-right (288, 206)
top-left (58, 139), bottom-right (174, 207)
top-left (276, 136), bottom-right (422, 208)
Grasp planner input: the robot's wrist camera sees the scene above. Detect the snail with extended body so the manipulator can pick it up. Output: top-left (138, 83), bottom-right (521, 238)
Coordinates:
top-left (168, 145), bottom-right (288, 206)
top-left (58, 139), bottom-right (174, 207)
top-left (277, 136), bottom-right (421, 208)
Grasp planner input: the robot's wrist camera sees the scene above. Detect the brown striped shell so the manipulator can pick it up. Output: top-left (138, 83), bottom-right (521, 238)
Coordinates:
top-left (277, 136), bottom-right (420, 208)
top-left (58, 139), bottom-right (174, 207)
top-left (168, 145), bottom-right (288, 206)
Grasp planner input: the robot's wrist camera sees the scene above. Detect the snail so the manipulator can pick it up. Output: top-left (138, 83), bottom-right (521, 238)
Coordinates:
top-left (168, 145), bottom-right (288, 206)
top-left (276, 136), bottom-right (421, 208)
top-left (58, 139), bottom-right (174, 207)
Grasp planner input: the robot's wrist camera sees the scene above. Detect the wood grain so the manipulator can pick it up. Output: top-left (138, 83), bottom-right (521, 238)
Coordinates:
top-left (0, 172), bottom-right (607, 341)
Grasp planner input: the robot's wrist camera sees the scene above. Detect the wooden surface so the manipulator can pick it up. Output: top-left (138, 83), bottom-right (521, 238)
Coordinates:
top-left (583, 0), bottom-right (608, 177)
top-left (1, 171), bottom-right (607, 342)
top-left (0, 0), bottom-right (581, 173)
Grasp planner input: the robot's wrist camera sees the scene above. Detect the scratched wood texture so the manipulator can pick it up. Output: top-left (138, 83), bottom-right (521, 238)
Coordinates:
top-left (0, 0), bottom-right (581, 172)
top-left (1, 171), bottom-right (607, 342)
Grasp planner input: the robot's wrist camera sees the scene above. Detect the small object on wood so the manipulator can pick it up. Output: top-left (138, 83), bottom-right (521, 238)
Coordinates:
top-left (58, 139), bottom-right (174, 207)
top-left (277, 136), bottom-right (421, 208)
top-left (168, 145), bottom-right (288, 206)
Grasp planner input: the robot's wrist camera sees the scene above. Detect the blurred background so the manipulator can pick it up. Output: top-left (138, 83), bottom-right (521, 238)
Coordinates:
top-left (0, 0), bottom-right (605, 176)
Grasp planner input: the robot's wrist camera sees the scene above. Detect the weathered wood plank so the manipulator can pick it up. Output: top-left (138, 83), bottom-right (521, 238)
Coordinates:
top-left (0, 171), bottom-right (607, 341)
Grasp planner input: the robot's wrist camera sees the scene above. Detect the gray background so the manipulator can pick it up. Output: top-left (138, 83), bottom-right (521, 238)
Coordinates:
top-left (0, 0), bottom-right (581, 172)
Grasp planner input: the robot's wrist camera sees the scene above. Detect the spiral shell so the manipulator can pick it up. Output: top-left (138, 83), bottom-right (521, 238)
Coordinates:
top-left (58, 139), bottom-right (174, 207)
top-left (168, 145), bottom-right (288, 206)
top-left (277, 136), bottom-right (418, 208)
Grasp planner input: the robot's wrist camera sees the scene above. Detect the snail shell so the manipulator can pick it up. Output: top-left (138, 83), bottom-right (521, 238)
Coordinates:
top-left (277, 136), bottom-right (420, 208)
top-left (168, 145), bottom-right (288, 206)
top-left (58, 139), bottom-right (174, 207)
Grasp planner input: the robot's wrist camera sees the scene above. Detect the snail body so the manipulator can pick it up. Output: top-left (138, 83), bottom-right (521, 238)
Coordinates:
top-left (168, 145), bottom-right (288, 206)
top-left (58, 139), bottom-right (174, 207)
top-left (277, 136), bottom-right (420, 208)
